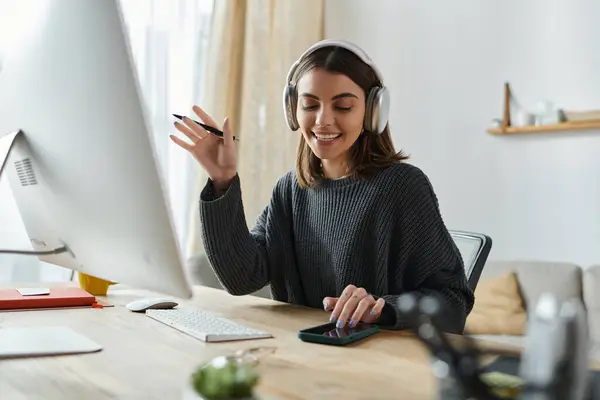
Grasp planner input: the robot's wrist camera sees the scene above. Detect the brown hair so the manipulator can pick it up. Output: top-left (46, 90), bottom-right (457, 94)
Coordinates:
top-left (294, 46), bottom-right (408, 188)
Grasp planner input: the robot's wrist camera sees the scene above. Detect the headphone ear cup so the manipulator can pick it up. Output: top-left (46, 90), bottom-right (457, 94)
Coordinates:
top-left (364, 86), bottom-right (390, 134)
top-left (283, 84), bottom-right (299, 131)
top-left (364, 88), bottom-right (376, 133)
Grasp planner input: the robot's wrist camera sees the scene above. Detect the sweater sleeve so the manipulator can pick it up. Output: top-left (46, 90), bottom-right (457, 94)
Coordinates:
top-left (198, 173), bottom-right (293, 297)
top-left (378, 168), bottom-right (475, 333)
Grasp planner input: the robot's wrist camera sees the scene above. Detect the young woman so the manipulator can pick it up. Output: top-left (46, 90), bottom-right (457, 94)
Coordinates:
top-left (171, 39), bottom-right (474, 333)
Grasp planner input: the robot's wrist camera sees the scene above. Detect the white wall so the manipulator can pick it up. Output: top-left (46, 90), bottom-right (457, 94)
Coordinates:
top-left (325, 0), bottom-right (600, 266)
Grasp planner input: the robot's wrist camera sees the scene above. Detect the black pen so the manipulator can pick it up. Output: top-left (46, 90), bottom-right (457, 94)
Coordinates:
top-left (172, 114), bottom-right (239, 141)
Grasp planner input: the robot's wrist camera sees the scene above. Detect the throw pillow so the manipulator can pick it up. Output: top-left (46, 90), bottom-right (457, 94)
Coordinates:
top-left (465, 270), bottom-right (527, 335)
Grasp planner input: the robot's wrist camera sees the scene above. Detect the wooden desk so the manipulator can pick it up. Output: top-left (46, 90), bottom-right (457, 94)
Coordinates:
top-left (0, 285), bottom-right (514, 400)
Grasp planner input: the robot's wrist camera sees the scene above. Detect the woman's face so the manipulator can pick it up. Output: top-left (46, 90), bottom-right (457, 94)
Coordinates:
top-left (296, 67), bottom-right (365, 163)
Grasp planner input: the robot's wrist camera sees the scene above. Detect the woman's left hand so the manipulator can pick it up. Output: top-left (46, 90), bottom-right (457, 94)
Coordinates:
top-left (323, 285), bottom-right (386, 328)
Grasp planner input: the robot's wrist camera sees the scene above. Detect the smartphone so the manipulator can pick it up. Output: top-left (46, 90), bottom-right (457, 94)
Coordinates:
top-left (298, 321), bottom-right (380, 346)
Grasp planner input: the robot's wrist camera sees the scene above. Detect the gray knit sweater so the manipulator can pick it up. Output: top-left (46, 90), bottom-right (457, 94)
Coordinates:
top-left (199, 162), bottom-right (474, 333)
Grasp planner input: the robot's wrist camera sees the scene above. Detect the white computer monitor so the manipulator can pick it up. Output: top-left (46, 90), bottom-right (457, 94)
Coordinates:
top-left (0, 0), bottom-right (193, 299)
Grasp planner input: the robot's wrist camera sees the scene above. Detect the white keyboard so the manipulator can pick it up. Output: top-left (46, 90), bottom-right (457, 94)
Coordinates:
top-left (145, 309), bottom-right (272, 342)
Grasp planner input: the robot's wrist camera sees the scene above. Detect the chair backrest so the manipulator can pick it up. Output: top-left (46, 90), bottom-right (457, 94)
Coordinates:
top-left (449, 230), bottom-right (492, 290)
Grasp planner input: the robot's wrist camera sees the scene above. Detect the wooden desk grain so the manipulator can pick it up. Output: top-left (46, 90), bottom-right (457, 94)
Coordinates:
top-left (0, 284), bottom-right (515, 400)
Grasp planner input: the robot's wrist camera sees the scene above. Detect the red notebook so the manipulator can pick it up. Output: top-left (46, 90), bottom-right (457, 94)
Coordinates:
top-left (0, 287), bottom-right (96, 310)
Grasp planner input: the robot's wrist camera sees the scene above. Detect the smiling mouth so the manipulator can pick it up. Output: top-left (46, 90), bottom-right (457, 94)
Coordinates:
top-left (312, 131), bottom-right (342, 142)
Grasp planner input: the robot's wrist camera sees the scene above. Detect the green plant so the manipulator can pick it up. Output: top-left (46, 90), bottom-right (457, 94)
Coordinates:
top-left (191, 355), bottom-right (259, 399)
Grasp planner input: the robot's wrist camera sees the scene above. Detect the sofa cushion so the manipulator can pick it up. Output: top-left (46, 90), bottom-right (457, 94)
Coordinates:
top-left (186, 253), bottom-right (272, 299)
top-left (583, 265), bottom-right (600, 343)
top-left (481, 260), bottom-right (583, 310)
top-left (465, 271), bottom-right (527, 335)
top-left (470, 334), bottom-right (526, 350)
top-left (472, 336), bottom-right (600, 363)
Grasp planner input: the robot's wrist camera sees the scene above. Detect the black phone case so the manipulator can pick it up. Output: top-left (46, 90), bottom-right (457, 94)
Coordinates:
top-left (297, 322), bottom-right (380, 346)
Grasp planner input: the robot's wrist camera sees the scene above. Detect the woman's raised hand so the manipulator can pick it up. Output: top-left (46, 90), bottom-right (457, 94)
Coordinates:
top-left (170, 105), bottom-right (237, 189)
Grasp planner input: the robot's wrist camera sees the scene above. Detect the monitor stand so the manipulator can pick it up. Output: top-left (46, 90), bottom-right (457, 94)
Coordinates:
top-left (0, 130), bottom-right (68, 257)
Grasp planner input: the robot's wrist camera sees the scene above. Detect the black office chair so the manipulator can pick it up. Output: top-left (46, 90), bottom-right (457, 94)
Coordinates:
top-left (449, 230), bottom-right (492, 291)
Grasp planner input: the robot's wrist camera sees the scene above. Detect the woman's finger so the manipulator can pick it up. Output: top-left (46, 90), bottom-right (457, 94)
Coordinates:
top-left (337, 288), bottom-right (368, 328)
top-left (193, 105), bottom-right (218, 127)
top-left (330, 285), bottom-right (356, 323)
top-left (349, 296), bottom-right (376, 327)
top-left (174, 120), bottom-right (202, 142)
top-left (222, 117), bottom-right (235, 147)
top-left (169, 135), bottom-right (193, 151)
top-left (363, 298), bottom-right (386, 323)
top-left (323, 297), bottom-right (337, 311)
top-left (182, 117), bottom-right (209, 140)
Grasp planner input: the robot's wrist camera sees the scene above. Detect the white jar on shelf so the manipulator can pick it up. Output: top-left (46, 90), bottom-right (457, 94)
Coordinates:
top-left (534, 101), bottom-right (561, 125)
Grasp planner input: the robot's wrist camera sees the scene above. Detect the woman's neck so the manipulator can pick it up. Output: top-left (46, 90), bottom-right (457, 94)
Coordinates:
top-left (321, 158), bottom-right (350, 179)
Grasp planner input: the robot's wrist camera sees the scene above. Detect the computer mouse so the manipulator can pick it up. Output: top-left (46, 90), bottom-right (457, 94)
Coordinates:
top-left (125, 298), bottom-right (179, 312)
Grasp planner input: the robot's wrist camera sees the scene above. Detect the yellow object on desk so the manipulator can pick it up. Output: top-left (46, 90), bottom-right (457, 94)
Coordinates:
top-left (78, 273), bottom-right (116, 295)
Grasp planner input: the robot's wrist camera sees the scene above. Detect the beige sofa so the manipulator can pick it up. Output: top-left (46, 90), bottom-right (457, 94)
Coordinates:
top-left (470, 260), bottom-right (600, 360)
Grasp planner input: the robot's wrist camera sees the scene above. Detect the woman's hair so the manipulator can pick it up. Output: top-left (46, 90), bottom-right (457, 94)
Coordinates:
top-left (294, 46), bottom-right (409, 188)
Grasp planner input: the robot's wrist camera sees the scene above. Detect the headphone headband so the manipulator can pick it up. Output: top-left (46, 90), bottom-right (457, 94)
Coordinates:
top-left (282, 39), bottom-right (390, 134)
top-left (285, 39), bottom-right (385, 86)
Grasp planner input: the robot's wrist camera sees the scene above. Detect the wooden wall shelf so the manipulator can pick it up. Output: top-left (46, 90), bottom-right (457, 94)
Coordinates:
top-left (487, 120), bottom-right (600, 135)
top-left (488, 83), bottom-right (600, 135)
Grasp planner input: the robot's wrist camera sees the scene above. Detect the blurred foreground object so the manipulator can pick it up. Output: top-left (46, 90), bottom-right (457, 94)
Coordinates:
top-left (398, 292), bottom-right (590, 400)
top-left (186, 347), bottom-right (275, 400)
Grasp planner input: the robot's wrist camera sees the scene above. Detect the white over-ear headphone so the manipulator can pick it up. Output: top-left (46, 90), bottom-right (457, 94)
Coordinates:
top-left (282, 39), bottom-right (390, 135)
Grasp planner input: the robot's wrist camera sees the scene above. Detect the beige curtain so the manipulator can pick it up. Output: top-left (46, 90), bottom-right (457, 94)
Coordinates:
top-left (186, 0), bottom-right (324, 257)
